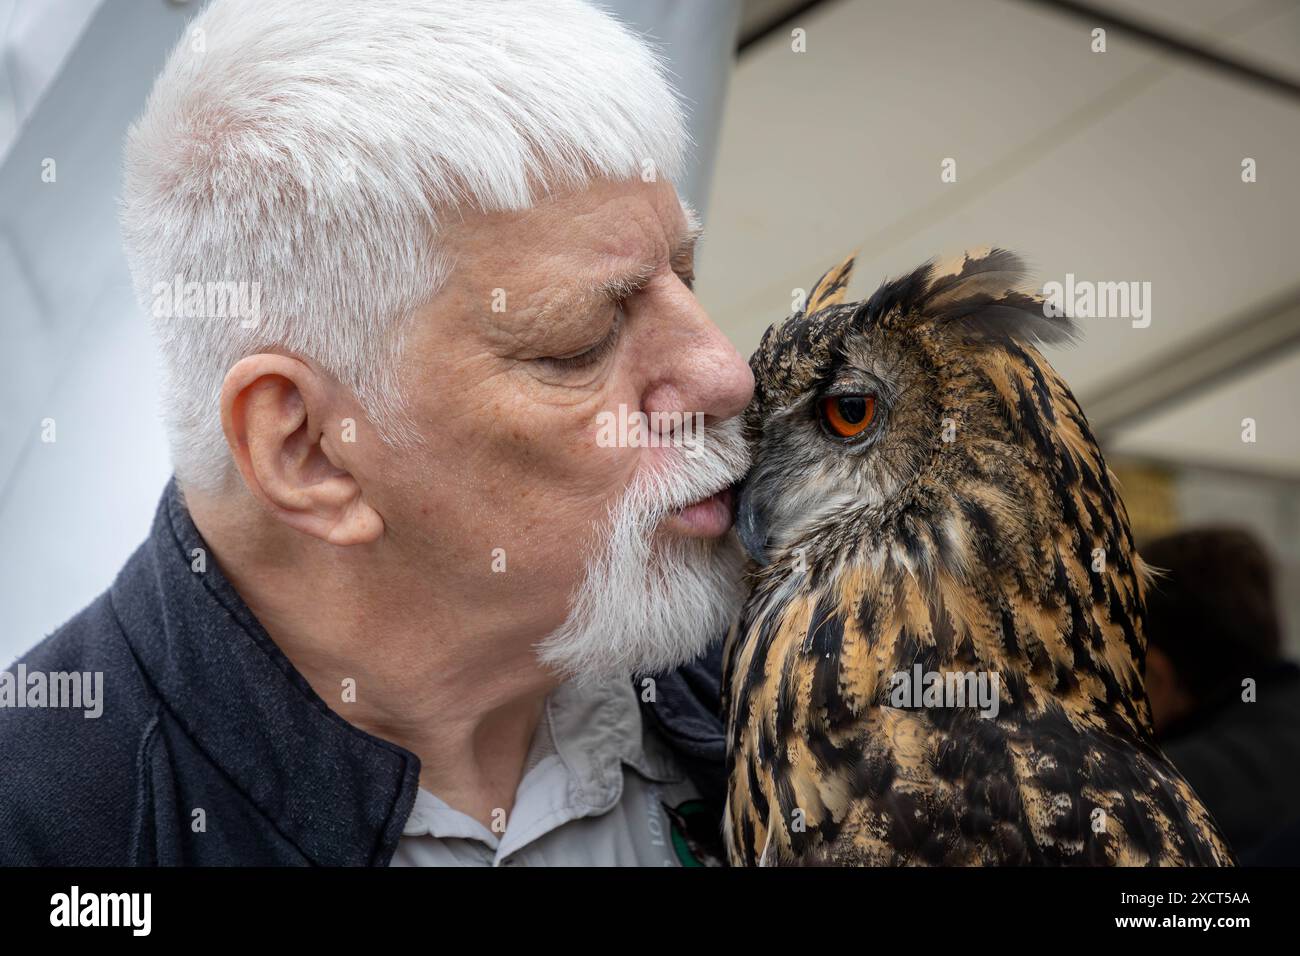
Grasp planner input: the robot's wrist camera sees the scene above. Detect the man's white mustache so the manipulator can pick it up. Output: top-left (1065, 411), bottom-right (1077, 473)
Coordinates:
top-left (627, 417), bottom-right (751, 523)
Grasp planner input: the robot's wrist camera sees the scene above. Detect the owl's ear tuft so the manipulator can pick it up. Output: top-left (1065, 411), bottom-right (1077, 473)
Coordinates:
top-left (924, 248), bottom-right (1078, 349)
top-left (804, 250), bottom-right (858, 314)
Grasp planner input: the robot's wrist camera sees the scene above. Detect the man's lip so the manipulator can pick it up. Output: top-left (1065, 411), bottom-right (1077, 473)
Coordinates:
top-left (664, 487), bottom-right (734, 538)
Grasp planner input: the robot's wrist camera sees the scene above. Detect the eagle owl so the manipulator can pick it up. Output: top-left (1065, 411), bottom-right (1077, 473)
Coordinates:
top-left (721, 248), bottom-right (1234, 866)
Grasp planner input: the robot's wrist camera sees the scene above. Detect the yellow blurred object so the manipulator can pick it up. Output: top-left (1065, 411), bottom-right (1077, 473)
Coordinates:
top-left (1110, 457), bottom-right (1180, 543)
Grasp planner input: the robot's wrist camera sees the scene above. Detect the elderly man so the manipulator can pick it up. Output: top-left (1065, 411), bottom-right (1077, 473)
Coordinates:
top-left (0, 0), bottom-right (753, 866)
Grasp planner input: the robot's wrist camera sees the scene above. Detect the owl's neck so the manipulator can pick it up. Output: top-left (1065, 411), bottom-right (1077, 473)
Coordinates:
top-left (743, 432), bottom-right (1152, 740)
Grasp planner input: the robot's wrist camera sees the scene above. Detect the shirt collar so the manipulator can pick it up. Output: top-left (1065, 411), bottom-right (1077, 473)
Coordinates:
top-left (400, 675), bottom-right (686, 860)
top-left (111, 479), bottom-right (420, 866)
top-left (545, 676), bottom-right (683, 809)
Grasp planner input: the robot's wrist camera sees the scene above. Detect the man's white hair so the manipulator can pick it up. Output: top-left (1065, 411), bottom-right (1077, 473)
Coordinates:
top-left (120, 0), bottom-right (688, 490)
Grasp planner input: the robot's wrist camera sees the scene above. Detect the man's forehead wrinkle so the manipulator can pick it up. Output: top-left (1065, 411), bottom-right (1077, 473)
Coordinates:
top-left (587, 198), bottom-right (698, 283)
top-left (534, 217), bottom-right (695, 329)
top-left (444, 180), bottom-right (691, 342)
top-left (536, 209), bottom-right (670, 321)
top-left (584, 200), bottom-right (670, 265)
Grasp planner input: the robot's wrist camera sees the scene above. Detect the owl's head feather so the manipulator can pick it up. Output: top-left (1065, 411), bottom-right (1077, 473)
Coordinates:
top-left (750, 247), bottom-right (1075, 414)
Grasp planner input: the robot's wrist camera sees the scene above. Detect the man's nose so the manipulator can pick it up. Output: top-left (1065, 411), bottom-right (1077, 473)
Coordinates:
top-left (644, 297), bottom-right (754, 423)
top-left (695, 320), bottom-right (754, 422)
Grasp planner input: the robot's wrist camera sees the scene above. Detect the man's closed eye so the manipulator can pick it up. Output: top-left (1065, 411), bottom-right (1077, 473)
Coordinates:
top-left (535, 310), bottom-right (623, 374)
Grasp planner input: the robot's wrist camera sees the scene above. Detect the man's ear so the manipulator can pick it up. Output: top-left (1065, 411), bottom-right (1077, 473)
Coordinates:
top-left (220, 353), bottom-right (383, 546)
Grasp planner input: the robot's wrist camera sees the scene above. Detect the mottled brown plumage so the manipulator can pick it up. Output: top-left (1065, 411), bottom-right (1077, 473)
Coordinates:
top-left (722, 249), bottom-right (1234, 866)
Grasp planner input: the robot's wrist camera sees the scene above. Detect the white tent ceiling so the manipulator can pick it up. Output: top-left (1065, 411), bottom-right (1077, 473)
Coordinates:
top-left (704, 0), bottom-right (1300, 478)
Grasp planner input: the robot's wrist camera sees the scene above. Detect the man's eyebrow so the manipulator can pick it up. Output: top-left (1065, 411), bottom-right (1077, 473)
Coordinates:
top-left (594, 261), bottom-right (659, 304)
top-left (592, 211), bottom-right (703, 303)
top-left (537, 210), bottom-right (705, 324)
top-left (676, 201), bottom-right (702, 254)
top-left (672, 204), bottom-right (703, 268)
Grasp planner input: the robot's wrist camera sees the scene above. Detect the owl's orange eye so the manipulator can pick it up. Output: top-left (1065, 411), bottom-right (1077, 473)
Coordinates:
top-left (820, 394), bottom-right (876, 439)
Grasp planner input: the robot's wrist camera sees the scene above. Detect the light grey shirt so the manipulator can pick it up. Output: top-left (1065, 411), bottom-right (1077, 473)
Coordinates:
top-left (389, 676), bottom-right (711, 867)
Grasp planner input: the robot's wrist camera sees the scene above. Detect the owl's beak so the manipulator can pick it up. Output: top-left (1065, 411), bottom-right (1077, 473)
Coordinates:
top-left (733, 479), bottom-right (771, 566)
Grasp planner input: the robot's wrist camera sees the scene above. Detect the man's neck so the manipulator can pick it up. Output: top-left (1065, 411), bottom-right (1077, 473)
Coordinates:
top-left (185, 486), bottom-right (560, 829)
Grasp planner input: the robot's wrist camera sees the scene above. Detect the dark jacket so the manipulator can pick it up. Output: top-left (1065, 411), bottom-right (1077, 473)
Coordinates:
top-left (1161, 661), bottom-right (1300, 863)
top-left (0, 480), bottom-right (728, 865)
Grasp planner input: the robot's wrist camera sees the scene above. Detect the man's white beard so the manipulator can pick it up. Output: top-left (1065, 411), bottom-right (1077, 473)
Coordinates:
top-left (537, 417), bottom-right (751, 686)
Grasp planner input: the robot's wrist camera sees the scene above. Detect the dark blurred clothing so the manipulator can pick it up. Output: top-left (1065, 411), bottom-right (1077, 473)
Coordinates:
top-left (1143, 528), bottom-right (1280, 703)
top-left (1160, 660), bottom-right (1300, 863)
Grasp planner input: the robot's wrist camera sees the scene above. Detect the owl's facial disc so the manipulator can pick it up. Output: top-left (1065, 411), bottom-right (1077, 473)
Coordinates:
top-left (737, 342), bottom-right (906, 566)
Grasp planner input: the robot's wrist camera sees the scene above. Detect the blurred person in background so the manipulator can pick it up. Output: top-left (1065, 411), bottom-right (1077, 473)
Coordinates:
top-left (1143, 527), bottom-right (1300, 864)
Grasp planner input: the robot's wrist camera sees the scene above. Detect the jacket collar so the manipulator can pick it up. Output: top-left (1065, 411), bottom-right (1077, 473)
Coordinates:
top-left (111, 479), bottom-right (421, 866)
top-left (635, 639), bottom-right (729, 808)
